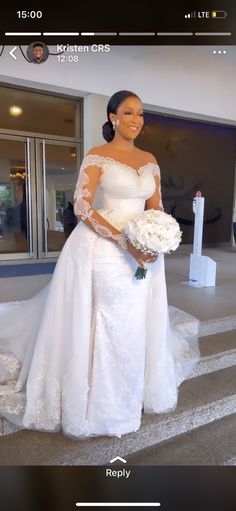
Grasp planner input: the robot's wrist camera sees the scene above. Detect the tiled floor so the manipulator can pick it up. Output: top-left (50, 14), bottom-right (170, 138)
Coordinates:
top-left (166, 247), bottom-right (236, 320)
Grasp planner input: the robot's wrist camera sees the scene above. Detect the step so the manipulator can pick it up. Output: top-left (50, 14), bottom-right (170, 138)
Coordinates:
top-left (1, 328), bottom-right (236, 437)
top-left (169, 305), bottom-right (199, 338)
top-left (1, 331), bottom-right (236, 435)
top-left (199, 314), bottom-right (236, 337)
top-left (170, 306), bottom-right (236, 338)
top-left (200, 330), bottom-right (236, 356)
top-left (0, 306), bottom-right (198, 389)
top-left (0, 310), bottom-right (234, 389)
top-left (189, 330), bottom-right (236, 378)
top-left (0, 367), bottom-right (235, 465)
top-left (125, 413), bottom-right (236, 465)
top-left (1, 328), bottom-right (235, 389)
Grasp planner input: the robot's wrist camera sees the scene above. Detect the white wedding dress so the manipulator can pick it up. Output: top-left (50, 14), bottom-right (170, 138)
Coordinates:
top-left (0, 155), bottom-right (200, 438)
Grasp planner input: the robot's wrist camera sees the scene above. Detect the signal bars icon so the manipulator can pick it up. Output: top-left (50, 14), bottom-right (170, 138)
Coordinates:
top-left (185, 11), bottom-right (227, 19)
top-left (185, 12), bottom-right (196, 18)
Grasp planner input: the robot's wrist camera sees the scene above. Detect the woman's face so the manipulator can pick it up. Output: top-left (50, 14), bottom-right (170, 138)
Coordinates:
top-left (110, 96), bottom-right (144, 141)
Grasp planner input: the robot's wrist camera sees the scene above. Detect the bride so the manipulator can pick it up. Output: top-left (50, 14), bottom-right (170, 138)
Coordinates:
top-left (0, 90), bottom-right (200, 438)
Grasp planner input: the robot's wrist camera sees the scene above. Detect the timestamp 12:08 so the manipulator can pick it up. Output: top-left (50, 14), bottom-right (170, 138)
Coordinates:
top-left (57, 55), bottom-right (79, 62)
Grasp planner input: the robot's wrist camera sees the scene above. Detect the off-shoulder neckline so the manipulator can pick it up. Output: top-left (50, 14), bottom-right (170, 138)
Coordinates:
top-left (83, 154), bottom-right (159, 176)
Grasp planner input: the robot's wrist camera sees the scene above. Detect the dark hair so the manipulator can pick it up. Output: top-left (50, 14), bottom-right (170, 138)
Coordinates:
top-left (33, 42), bottom-right (44, 49)
top-left (102, 90), bottom-right (140, 142)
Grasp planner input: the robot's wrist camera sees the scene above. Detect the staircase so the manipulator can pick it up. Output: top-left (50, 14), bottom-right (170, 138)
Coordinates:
top-left (0, 307), bottom-right (236, 465)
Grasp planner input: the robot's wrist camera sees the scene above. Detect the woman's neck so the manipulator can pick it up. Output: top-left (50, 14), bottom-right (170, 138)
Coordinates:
top-left (108, 137), bottom-right (135, 152)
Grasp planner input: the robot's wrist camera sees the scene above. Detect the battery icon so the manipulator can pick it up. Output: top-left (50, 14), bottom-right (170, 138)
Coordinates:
top-left (211, 10), bottom-right (227, 18)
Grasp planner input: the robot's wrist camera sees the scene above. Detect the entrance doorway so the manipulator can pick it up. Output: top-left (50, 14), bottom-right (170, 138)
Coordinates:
top-left (0, 134), bottom-right (79, 260)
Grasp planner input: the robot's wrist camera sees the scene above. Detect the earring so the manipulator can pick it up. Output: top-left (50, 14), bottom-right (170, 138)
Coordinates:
top-left (112, 119), bottom-right (120, 130)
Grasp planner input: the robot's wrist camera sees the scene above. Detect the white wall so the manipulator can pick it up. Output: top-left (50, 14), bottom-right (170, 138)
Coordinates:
top-left (0, 45), bottom-right (236, 122)
top-left (83, 93), bottom-right (108, 152)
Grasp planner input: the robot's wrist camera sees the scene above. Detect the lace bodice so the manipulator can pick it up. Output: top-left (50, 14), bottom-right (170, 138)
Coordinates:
top-left (77, 154), bottom-right (160, 199)
top-left (73, 154), bottom-right (163, 248)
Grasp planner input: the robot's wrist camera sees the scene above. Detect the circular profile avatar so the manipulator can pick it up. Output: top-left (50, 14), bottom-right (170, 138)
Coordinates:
top-left (27, 42), bottom-right (49, 64)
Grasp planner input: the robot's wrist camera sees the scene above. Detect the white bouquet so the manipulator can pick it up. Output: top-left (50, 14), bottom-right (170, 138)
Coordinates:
top-left (123, 209), bottom-right (182, 279)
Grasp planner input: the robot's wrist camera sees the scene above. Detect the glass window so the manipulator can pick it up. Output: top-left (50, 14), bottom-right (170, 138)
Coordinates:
top-left (0, 86), bottom-right (81, 138)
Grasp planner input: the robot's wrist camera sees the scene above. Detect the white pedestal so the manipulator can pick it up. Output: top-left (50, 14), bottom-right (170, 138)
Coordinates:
top-left (189, 253), bottom-right (216, 287)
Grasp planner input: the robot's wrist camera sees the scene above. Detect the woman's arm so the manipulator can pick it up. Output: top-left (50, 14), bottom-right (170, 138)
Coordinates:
top-left (145, 174), bottom-right (164, 212)
top-left (144, 154), bottom-right (164, 212)
top-left (73, 156), bottom-right (128, 250)
top-left (74, 151), bottom-right (160, 264)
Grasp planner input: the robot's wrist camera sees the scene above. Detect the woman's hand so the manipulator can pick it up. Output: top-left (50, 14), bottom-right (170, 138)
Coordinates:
top-left (126, 240), bottom-right (158, 267)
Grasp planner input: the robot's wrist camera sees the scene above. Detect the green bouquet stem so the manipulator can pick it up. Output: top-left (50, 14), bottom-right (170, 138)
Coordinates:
top-left (135, 265), bottom-right (148, 280)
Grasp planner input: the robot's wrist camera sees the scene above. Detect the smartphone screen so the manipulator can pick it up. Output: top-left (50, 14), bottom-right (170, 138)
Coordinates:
top-left (0, 3), bottom-right (236, 511)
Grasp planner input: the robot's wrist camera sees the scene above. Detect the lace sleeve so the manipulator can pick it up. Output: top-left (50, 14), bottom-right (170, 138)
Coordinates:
top-left (73, 155), bottom-right (128, 250)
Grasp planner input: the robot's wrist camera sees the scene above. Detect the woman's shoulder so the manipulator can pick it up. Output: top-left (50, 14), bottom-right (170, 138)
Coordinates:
top-left (86, 145), bottom-right (109, 157)
top-left (134, 148), bottom-right (158, 166)
top-left (80, 145), bottom-right (110, 170)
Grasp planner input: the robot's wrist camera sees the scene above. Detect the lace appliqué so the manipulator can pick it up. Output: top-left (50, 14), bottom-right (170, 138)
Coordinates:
top-left (0, 384), bottom-right (26, 416)
top-left (80, 154), bottom-right (160, 177)
top-left (74, 157), bottom-right (128, 250)
top-left (0, 353), bottom-right (21, 384)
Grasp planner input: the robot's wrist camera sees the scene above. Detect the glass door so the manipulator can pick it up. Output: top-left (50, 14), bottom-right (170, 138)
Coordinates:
top-left (0, 134), bottom-right (36, 260)
top-left (36, 140), bottom-right (79, 257)
top-left (0, 135), bottom-right (80, 260)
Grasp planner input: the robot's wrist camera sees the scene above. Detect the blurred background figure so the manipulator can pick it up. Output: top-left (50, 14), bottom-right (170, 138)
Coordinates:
top-left (61, 201), bottom-right (77, 239)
